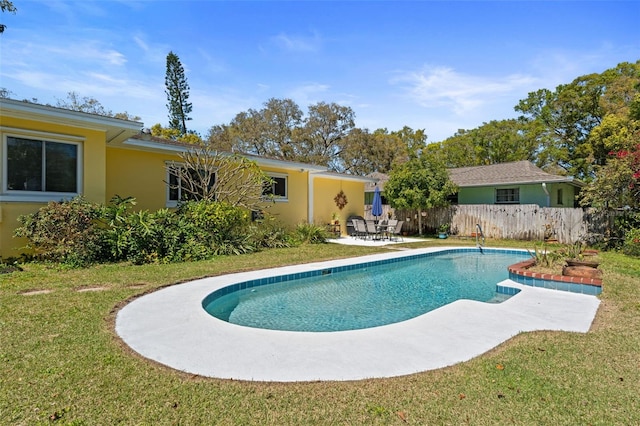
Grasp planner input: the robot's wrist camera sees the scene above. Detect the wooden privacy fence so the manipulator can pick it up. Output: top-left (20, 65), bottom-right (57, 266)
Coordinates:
top-left (367, 204), bottom-right (619, 244)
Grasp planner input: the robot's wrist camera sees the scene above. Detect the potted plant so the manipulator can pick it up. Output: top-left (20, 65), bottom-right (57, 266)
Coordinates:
top-left (331, 212), bottom-right (340, 225)
top-left (438, 223), bottom-right (450, 239)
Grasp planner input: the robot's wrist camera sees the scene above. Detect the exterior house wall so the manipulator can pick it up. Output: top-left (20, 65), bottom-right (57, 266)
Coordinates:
top-left (313, 177), bottom-right (365, 235)
top-left (106, 147), bottom-right (175, 211)
top-left (260, 166), bottom-right (309, 226)
top-left (551, 183), bottom-right (579, 207)
top-left (0, 115), bottom-right (110, 258)
top-left (458, 187), bottom-right (494, 204)
top-left (458, 183), bottom-right (578, 207)
top-left (0, 101), bottom-right (370, 258)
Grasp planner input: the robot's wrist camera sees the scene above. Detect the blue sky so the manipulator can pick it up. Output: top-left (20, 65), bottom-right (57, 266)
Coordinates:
top-left (1, 1), bottom-right (639, 142)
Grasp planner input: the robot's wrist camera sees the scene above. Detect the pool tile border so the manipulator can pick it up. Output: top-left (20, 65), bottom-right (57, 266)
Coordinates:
top-left (507, 259), bottom-right (602, 295)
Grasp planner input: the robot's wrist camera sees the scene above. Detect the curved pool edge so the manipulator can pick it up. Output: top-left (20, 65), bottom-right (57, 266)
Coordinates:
top-left (115, 247), bottom-right (601, 382)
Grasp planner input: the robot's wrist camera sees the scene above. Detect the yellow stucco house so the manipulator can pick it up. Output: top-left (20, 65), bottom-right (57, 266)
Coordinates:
top-left (0, 98), bottom-right (372, 259)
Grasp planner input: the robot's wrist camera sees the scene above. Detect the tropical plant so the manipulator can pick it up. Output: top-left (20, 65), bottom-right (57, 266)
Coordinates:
top-left (528, 242), bottom-right (563, 268)
top-left (294, 223), bottom-right (329, 244)
top-left (166, 145), bottom-right (273, 212)
top-left (562, 241), bottom-right (586, 261)
top-left (248, 217), bottom-right (293, 249)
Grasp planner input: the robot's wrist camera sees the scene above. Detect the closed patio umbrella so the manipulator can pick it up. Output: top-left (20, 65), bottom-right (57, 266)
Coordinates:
top-left (372, 185), bottom-right (383, 222)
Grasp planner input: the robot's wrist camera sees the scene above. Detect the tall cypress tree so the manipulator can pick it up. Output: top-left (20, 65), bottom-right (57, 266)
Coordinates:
top-left (165, 51), bottom-right (192, 135)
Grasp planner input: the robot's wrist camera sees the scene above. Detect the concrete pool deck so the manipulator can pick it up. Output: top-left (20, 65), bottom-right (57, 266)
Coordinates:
top-left (115, 247), bottom-right (601, 382)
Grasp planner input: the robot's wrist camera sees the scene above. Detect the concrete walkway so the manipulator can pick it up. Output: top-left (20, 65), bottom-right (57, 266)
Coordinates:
top-left (115, 247), bottom-right (601, 382)
top-left (326, 235), bottom-right (426, 247)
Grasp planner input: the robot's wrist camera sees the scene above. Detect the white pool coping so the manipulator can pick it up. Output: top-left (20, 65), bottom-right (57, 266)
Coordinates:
top-left (115, 247), bottom-right (601, 382)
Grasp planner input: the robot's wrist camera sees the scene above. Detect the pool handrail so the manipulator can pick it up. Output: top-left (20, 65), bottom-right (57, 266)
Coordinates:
top-left (476, 223), bottom-right (485, 249)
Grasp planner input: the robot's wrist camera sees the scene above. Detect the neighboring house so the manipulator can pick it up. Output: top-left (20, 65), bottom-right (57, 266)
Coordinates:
top-left (364, 171), bottom-right (389, 205)
top-left (366, 161), bottom-right (583, 210)
top-left (448, 161), bottom-right (583, 207)
top-left (0, 98), bottom-right (372, 259)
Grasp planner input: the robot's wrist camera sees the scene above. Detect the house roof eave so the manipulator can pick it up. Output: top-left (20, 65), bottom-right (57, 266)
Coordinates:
top-left (122, 136), bottom-right (338, 174)
top-left (312, 170), bottom-right (377, 183)
top-left (457, 178), bottom-right (585, 188)
top-left (0, 98), bottom-right (142, 144)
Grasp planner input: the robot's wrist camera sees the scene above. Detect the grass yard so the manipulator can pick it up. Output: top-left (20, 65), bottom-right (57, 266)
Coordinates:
top-left (1, 239), bottom-right (639, 425)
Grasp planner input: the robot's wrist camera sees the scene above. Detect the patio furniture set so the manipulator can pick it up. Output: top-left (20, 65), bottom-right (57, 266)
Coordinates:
top-left (351, 219), bottom-right (404, 241)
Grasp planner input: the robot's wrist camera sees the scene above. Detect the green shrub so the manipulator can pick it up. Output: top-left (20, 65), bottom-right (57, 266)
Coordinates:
top-left (622, 228), bottom-right (640, 257)
top-left (101, 195), bottom-right (137, 261)
top-left (249, 216), bottom-right (293, 249)
top-left (101, 196), bottom-right (168, 264)
top-left (121, 209), bottom-right (181, 264)
top-left (14, 197), bottom-right (104, 267)
top-left (609, 211), bottom-right (640, 249)
top-left (0, 258), bottom-right (22, 274)
top-left (14, 196), bottom-right (292, 267)
top-left (177, 200), bottom-right (254, 256)
top-left (294, 223), bottom-right (329, 244)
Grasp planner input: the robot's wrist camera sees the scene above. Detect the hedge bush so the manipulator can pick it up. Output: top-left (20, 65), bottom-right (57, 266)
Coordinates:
top-left (622, 228), bottom-right (640, 257)
top-left (14, 196), bottom-right (313, 267)
top-left (15, 197), bottom-right (104, 267)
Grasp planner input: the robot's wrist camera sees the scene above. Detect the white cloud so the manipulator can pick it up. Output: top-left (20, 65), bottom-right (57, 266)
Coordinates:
top-left (286, 82), bottom-right (330, 107)
top-left (196, 48), bottom-right (226, 74)
top-left (270, 31), bottom-right (322, 53)
top-left (133, 35), bottom-right (149, 52)
top-left (391, 66), bottom-right (538, 115)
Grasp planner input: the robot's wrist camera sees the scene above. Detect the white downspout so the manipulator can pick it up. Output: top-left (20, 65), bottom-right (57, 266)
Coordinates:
top-left (307, 171), bottom-right (314, 224)
top-left (541, 182), bottom-right (550, 207)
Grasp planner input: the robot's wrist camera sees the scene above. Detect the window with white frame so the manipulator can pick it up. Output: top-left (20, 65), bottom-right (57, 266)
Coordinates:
top-left (495, 188), bottom-right (519, 204)
top-left (5, 136), bottom-right (80, 194)
top-left (262, 174), bottom-right (287, 200)
top-left (166, 163), bottom-right (216, 206)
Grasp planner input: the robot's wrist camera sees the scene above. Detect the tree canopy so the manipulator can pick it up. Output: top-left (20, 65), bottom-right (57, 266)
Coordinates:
top-left (427, 119), bottom-right (540, 168)
top-left (0, 0), bottom-right (16, 33)
top-left (55, 91), bottom-right (141, 121)
top-left (422, 60), bottom-right (640, 209)
top-left (515, 61), bottom-right (640, 180)
top-left (207, 98), bottom-right (422, 174)
top-left (384, 156), bottom-right (456, 234)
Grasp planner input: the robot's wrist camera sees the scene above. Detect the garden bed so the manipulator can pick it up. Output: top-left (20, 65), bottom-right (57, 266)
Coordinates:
top-left (508, 258), bottom-right (603, 288)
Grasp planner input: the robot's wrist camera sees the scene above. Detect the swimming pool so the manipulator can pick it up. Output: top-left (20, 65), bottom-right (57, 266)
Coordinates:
top-left (116, 247), bottom-right (601, 381)
top-left (203, 249), bottom-right (528, 332)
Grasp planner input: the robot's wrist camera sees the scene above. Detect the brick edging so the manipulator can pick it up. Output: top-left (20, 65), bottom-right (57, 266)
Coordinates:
top-left (507, 259), bottom-right (603, 287)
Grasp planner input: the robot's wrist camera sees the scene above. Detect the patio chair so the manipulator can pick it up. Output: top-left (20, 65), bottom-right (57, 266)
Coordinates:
top-left (386, 219), bottom-right (398, 239)
top-left (390, 221), bottom-right (404, 241)
top-left (365, 220), bottom-right (381, 240)
top-left (352, 219), bottom-right (367, 239)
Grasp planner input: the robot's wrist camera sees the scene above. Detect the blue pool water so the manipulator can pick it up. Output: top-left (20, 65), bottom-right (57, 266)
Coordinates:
top-left (203, 249), bottom-right (528, 332)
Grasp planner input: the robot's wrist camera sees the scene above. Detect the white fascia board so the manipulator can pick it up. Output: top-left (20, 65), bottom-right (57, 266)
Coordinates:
top-left (311, 171), bottom-right (377, 183)
top-left (122, 138), bottom-right (329, 172)
top-left (122, 138), bottom-right (187, 153)
top-left (0, 99), bottom-right (142, 131)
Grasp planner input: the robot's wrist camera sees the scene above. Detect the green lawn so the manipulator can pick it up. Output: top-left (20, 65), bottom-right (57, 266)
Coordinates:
top-left (1, 239), bottom-right (639, 425)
